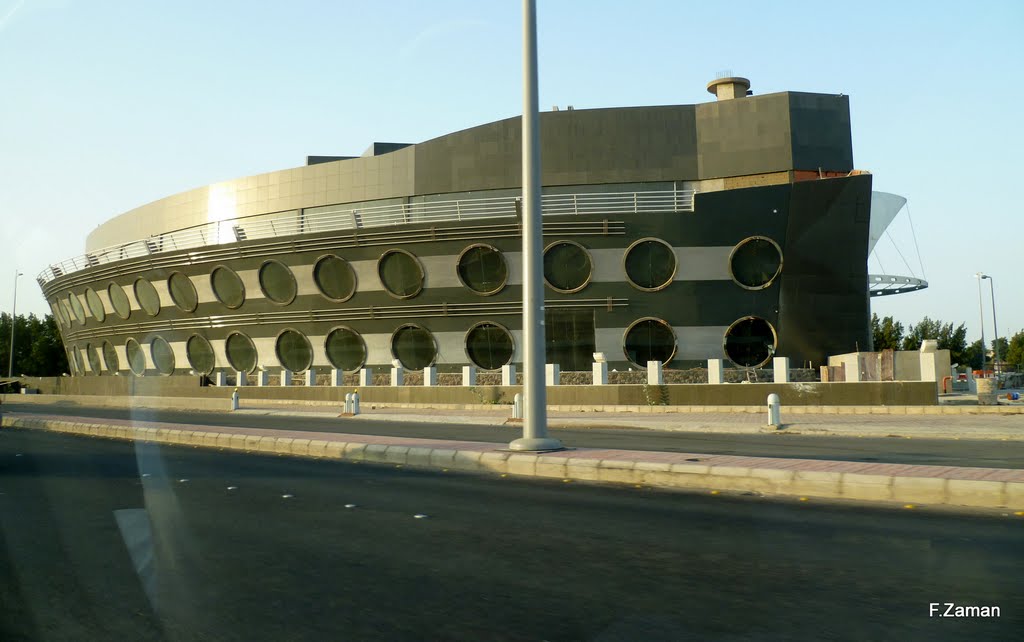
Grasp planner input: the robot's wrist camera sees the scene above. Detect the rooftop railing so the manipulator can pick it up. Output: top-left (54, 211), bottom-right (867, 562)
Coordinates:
top-left (37, 189), bottom-right (695, 285)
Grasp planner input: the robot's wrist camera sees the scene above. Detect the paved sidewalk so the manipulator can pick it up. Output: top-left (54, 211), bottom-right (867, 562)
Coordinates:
top-left (4, 411), bottom-right (1023, 511)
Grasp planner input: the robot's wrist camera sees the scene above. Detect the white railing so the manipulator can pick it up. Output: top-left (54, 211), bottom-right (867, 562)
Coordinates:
top-left (38, 189), bottom-right (695, 285)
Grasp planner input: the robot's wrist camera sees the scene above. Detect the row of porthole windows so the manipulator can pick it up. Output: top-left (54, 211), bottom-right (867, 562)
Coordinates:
top-left (69, 316), bottom-right (778, 377)
top-left (52, 237), bottom-right (784, 328)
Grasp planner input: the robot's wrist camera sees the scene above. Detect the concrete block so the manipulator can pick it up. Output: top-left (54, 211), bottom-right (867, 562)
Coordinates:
top-left (290, 439), bottom-right (311, 456)
top-left (362, 444), bottom-right (390, 462)
top-left (273, 438), bottom-right (294, 454)
top-left (343, 442), bottom-right (367, 461)
top-left (545, 364), bottom-right (560, 386)
top-left (506, 454), bottom-right (538, 476)
top-left (452, 450), bottom-right (484, 471)
top-left (647, 361), bottom-right (663, 385)
top-left (331, 369), bottom-right (343, 386)
top-left (592, 361), bottom-right (608, 385)
top-left (710, 465), bottom-right (751, 478)
top-left (281, 370), bottom-right (293, 386)
top-left (324, 441), bottom-right (346, 459)
top-left (946, 479), bottom-right (1006, 508)
top-left (258, 436), bottom-right (277, 453)
top-left (478, 451), bottom-right (511, 473)
top-left (390, 367), bottom-right (404, 386)
top-left (244, 435), bottom-right (262, 451)
top-left (406, 447), bottom-right (434, 467)
top-left (839, 473), bottom-right (893, 501)
top-left (203, 432), bottom-right (219, 447)
top-left (501, 364), bottom-right (516, 387)
top-left (305, 369), bottom-right (316, 387)
top-left (423, 366), bottom-right (437, 386)
top-left (214, 371), bottom-right (227, 386)
top-left (773, 357), bottom-right (790, 383)
top-left (358, 368), bottom-right (373, 386)
top-left (891, 476), bottom-right (947, 503)
top-left (598, 460), bottom-right (638, 484)
top-left (1004, 482), bottom-right (1024, 509)
top-left (670, 463), bottom-right (711, 476)
top-left (790, 470), bottom-right (842, 497)
top-left (230, 434), bottom-right (247, 450)
top-left (534, 455), bottom-right (568, 478)
top-left (462, 366), bottom-right (477, 386)
top-left (383, 445), bottom-right (409, 464)
top-left (561, 457), bottom-right (597, 481)
top-left (236, 371), bottom-right (249, 386)
top-left (257, 370), bottom-right (269, 386)
top-left (307, 440), bottom-right (329, 457)
top-left (429, 449), bottom-right (457, 467)
top-left (707, 359), bottom-right (724, 384)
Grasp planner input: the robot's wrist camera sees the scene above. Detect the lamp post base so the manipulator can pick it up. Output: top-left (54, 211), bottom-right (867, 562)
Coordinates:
top-left (508, 437), bottom-right (565, 452)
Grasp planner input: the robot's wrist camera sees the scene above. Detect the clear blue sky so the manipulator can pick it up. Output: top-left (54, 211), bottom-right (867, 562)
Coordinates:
top-left (2, 0), bottom-right (1021, 345)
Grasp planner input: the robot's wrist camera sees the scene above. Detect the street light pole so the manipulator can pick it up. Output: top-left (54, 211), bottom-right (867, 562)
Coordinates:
top-left (8, 271), bottom-right (23, 379)
top-left (974, 272), bottom-right (986, 377)
top-left (509, 0), bottom-right (562, 452)
top-left (982, 275), bottom-right (1000, 375)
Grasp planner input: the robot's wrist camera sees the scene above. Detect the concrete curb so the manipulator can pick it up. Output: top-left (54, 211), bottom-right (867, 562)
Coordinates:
top-left (3, 414), bottom-right (1023, 511)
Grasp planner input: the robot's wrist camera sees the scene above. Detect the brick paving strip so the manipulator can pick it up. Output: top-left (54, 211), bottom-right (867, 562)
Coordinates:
top-left (3, 412), bottom-right (1023, 511)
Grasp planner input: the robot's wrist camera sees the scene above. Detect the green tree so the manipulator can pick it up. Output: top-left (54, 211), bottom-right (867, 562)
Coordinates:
top-left (1005, 330), bottom-right (1024, 371)
top-left (870, 313), bottom-right (904, 351)
top-left (0, 313), bottom-right (69, 377)
top-left (901, 317), bottom-right (969, 366)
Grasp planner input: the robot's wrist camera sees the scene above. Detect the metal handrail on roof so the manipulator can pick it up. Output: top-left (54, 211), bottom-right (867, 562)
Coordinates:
top-left (37, 189), bottom-right (696, 285)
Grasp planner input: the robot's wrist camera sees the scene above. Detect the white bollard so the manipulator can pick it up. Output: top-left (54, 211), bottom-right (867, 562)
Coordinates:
top-left (647, 360), bottom-right (663, 385)
top-left (344, 393), bottom-right (353, 414)
top-left (423, 366), bottom-right (437, 386)
top-left (230, 388), bottom-right (239, 411)
top-left (501, 364), bottom-right (516, 387)
top-left (351, 392), bottom-right (360, 415)
top-left (773, 357), bottom-right (790, 383)
top-left (545, 363), bottom-right (560, 386)
top-left (512, 392), bottom-right (523, 419)
top-left (390, 366), bottom-right (404, 386)
top-left (331, 368), bottom-right (344, 386)
top-left (359, 368), bottom-right (373, 387)
top-left (462, 365), bottom-right (477, 386)
top-left (707, 359), bottom-right (724, 384)
top-left (592, 361), bottom-right (608, 385)
top-left (281, 370), bottom-right (293, 386)
top-left (767, 393), bottom-right (781, 428)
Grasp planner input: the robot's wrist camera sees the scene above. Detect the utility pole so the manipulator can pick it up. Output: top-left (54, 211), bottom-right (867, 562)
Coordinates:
top-left (509, 0), bottom-right (562, 452)
top-left (8, 271), bottom-right (23, 379)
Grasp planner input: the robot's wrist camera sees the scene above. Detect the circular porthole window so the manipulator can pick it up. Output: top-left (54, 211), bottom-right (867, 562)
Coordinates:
top-left (723, 316), bottom-right (778, 368)
top-left (72, 346), bottom-right (85, 375)
top-left (51, 300), bottom-right (69, 328)
top-left (543, 240), bottom-right (592, 293)
top-left (390, 324), bottom-right (436, 370)
top-left (623, 318), bottom-right (677, 368)
top-left (108, 282), bottom-right (132, 320)
top-left (465, 321), bottom-right (514, 370)
top-left (168, 272), bottom-right (198, 312)
top-left (186, 335), bottom-right (216, 375)
top-left (623, 238), bottom-right (676, 291)
top-left (67, 293), bottom-right (86, 325)
top-left (126, 339), bottom-right (146, 376)
top-left (259, 260), bottom-right (297, 305)
top-left (134, 278), bottom-right (161, 316)
top-left (210, 266), bottom-right (246, 309)
top-left (325, 327), bottom-right (367, 372)
top-left (151, 336), bottom-right (175, 375)
top-left (456, 244), bottom-right (508, 296)
top-left (276, 329), bottom-right (313, 373)
top-left (86, 343), bottom-right (102, 375)
top-left (102, 341), bottom-right (119, 374)
top-left (729, 236), bottom-right (783, 290)
top-left (378, 249), bottom-right (424, 299)
top-left (85, 288), bottom-right (106, 323)
top-left (313, 255), bottom-right (357, 302)
top-left (225, 332), bottom-right (258, 374)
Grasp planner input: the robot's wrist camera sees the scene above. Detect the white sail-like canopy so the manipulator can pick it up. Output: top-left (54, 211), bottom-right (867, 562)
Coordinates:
top-left (868, 191), bottom-right (907, 254)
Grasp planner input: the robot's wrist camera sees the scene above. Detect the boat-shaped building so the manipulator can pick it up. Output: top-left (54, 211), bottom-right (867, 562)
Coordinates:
top-left (38, 77), bottom-right (898, 378)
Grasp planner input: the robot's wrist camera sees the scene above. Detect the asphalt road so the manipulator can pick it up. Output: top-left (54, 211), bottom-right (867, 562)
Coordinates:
top-left (5, 402), bottom-right (1024, 469)
top-left (1, 427), bottom-right (1021, 641)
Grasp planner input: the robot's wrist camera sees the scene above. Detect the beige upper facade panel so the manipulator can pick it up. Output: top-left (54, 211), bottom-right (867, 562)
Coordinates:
top-left (87, 147), bottom-right (417, 252)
